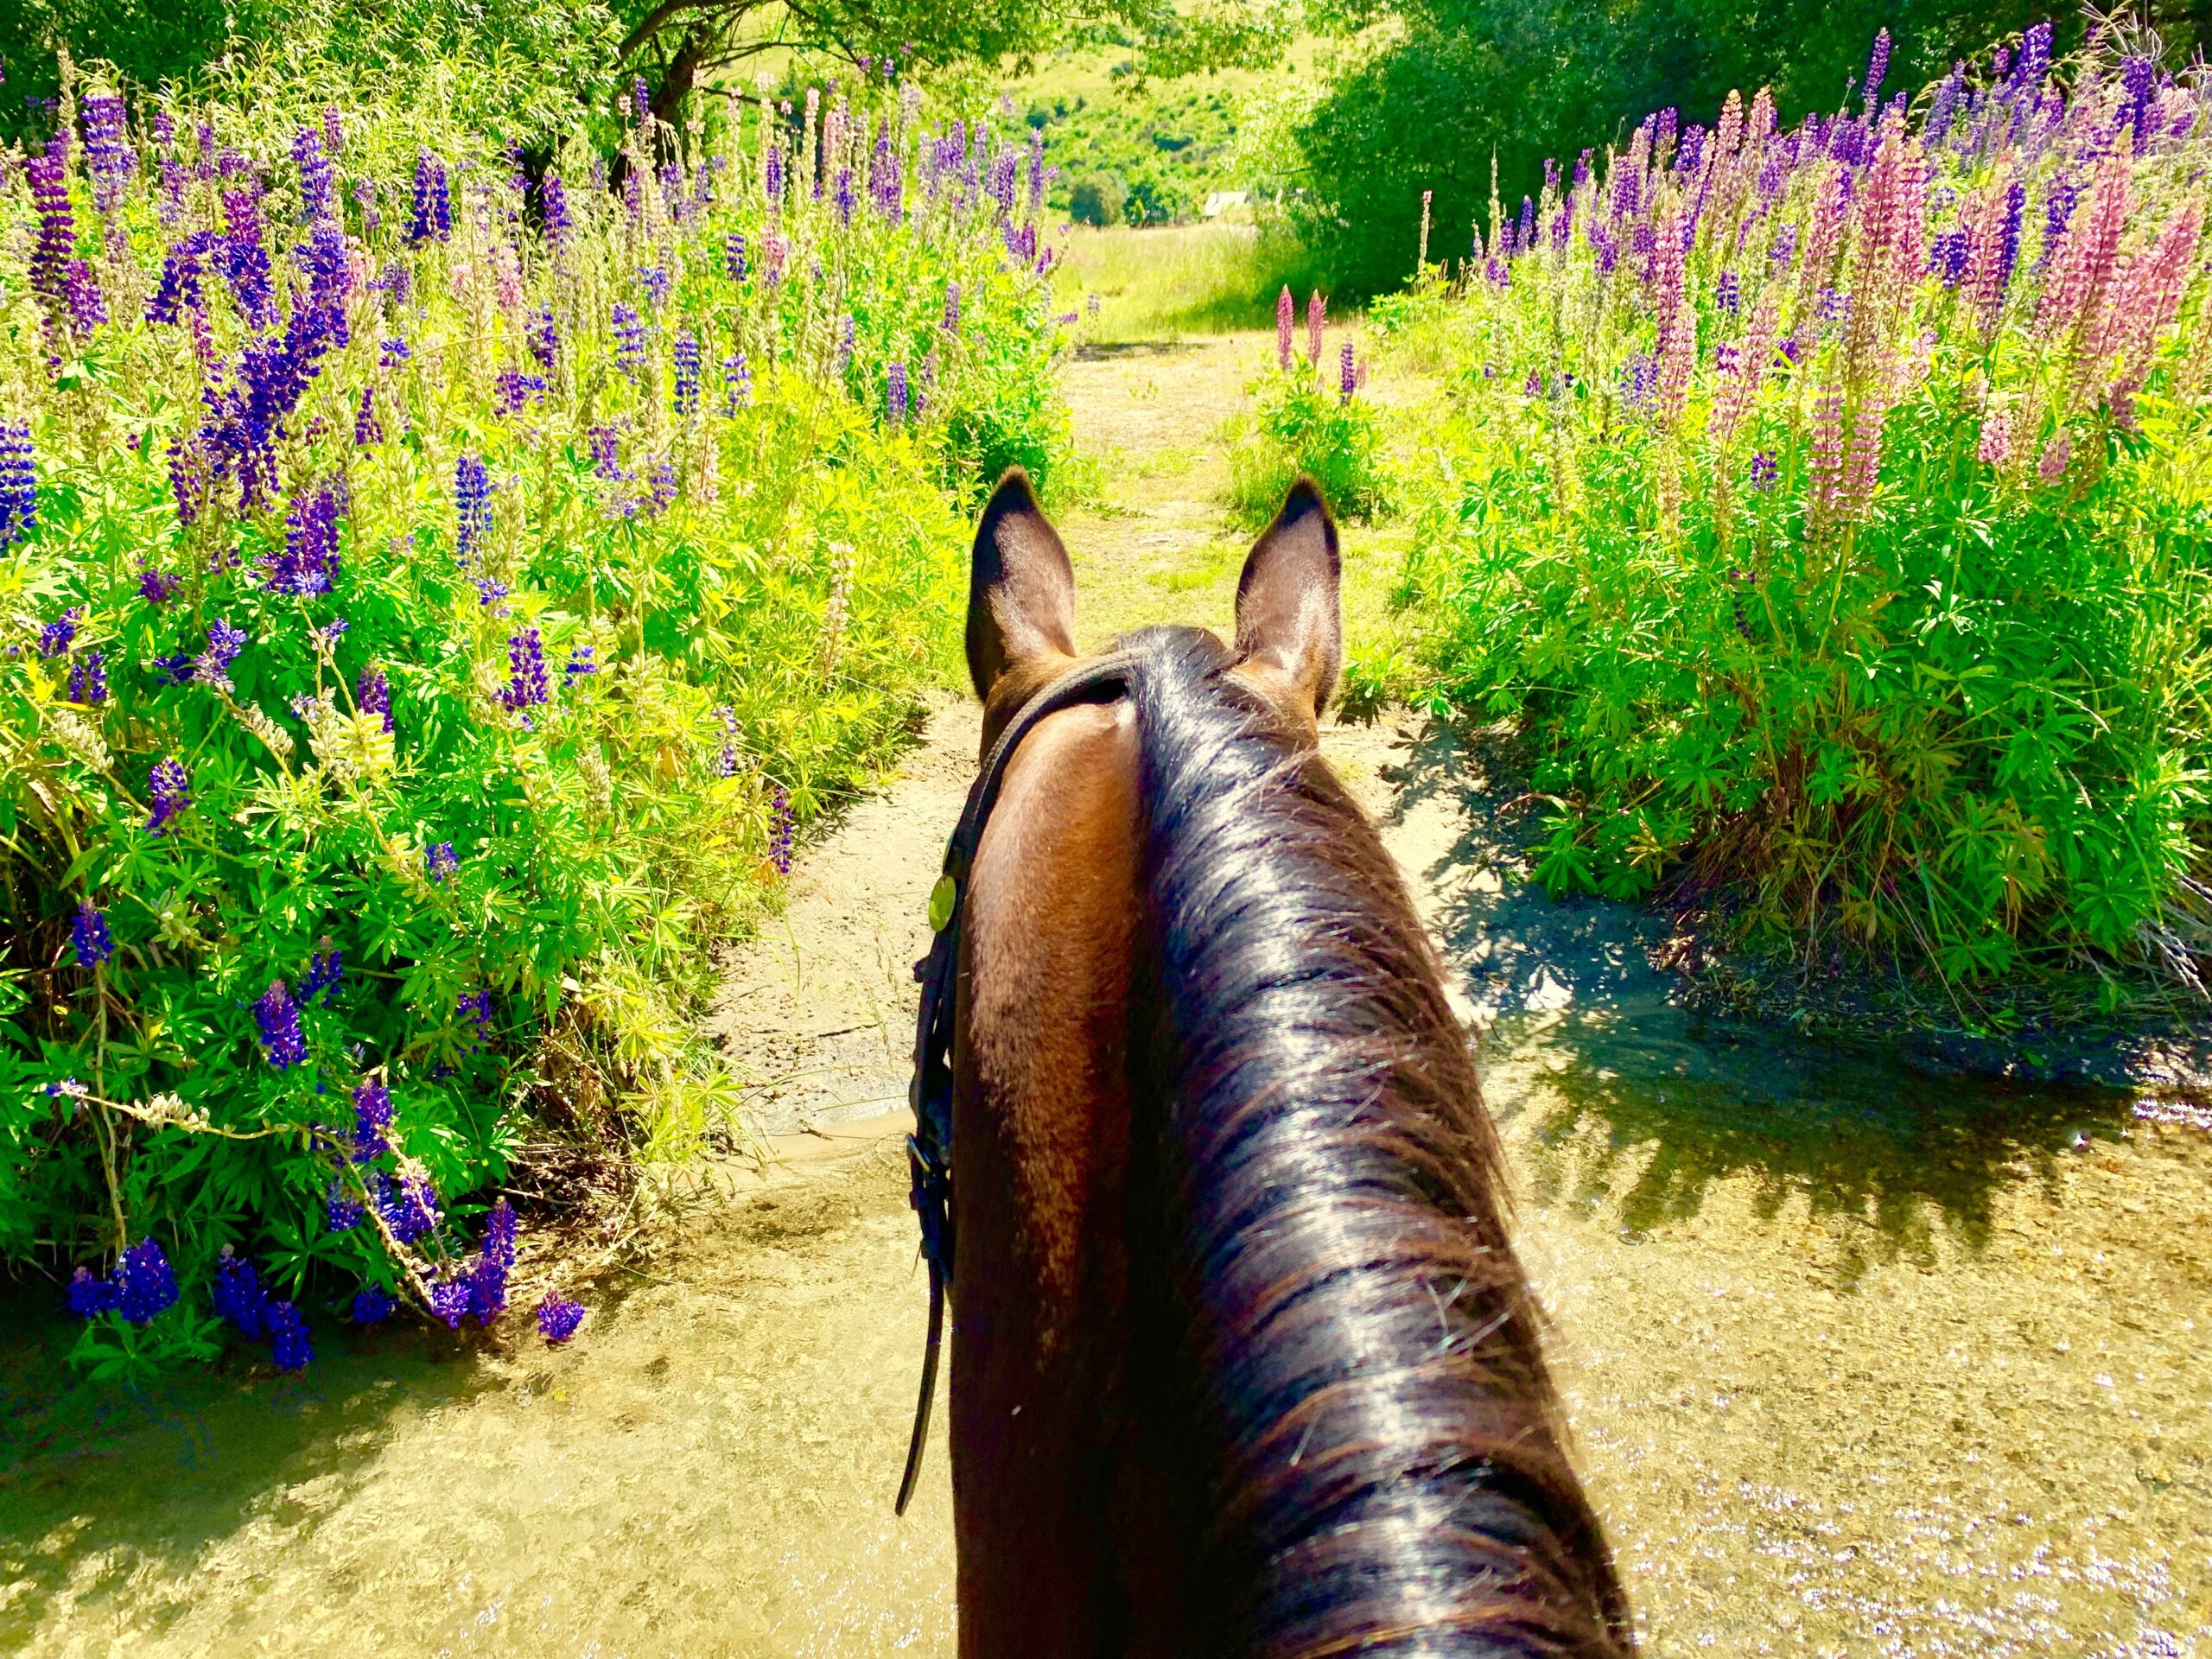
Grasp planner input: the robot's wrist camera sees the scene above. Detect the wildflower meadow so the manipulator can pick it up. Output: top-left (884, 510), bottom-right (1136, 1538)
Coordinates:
top-left (1, 53), bottom-right (1071, 1378)
top-left (1371, 22), bottom-right (2212, 997)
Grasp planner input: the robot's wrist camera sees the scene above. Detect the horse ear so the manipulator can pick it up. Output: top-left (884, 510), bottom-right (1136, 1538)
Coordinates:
top-left (1235, 476), bottom-right (1342, 715)
top-left (967, 467), bottom-right (1077, 701)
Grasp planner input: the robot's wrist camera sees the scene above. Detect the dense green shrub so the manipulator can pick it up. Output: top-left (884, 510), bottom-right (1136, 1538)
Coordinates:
top-left (1030, 84), bottom-right (1243, 224)
top-left (0, 59), bottom-right (1069, 1374)
top-left (1377, 28), bottom-right (2212, 991)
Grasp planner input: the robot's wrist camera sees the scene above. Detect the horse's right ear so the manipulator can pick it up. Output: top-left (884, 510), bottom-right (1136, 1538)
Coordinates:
top-left (1235, 475), bottom-right (1342, 715)
top-left (967, 467), bottom-right (1077, 701)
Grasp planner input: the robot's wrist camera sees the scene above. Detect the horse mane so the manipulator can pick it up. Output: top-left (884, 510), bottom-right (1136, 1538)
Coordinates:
top-left (1122, 625), bottom-right (1633, 1658)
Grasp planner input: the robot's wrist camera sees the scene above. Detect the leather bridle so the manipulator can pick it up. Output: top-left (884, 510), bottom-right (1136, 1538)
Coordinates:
top-left (894, 649), bottom-right (1141, 1515)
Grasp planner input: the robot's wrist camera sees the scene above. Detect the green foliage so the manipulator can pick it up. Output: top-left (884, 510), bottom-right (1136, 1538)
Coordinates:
top-left (0, 56), bottom-right (1066, 1348)
top-left (1379, 31), bottom-right (2212, 990)
top-left (1225, 363), bottom-right (1393, 526)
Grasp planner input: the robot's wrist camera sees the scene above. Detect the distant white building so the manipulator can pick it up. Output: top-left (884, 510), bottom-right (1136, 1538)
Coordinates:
top-left (1201, 190), bottom-right (1249, 219)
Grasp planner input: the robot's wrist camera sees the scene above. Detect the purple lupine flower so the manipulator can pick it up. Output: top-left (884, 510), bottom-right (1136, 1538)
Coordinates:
top-left (1930, 229), bottom-right (1970, 286)
top-left (326, 1180), bottom-right (365, 1231)
top-left (537, 1293), bottom-right (586, 1342)
top-left (503, 629), bottom-right (549, 710)
top-left (322, 105), bottom-right (344, 156)
top-left (378, 1173), bottom-right (441, 1244)
top-left (723, 353), bottom-right (753, 415)
top-left (1340, 342), bottom-right (1357, 404)
top-left (354, 385), bottom-right (383, 447)
top-left (68, 652), bottom-right (107, 705)
top-left (114, 1238), bottom-right (180, 1325)
top-left (219, 184), bottom-right (276, 327)
top-left (425, 841), bottom-right (459, 883)
top-left (769, 785), bottom-right (794, 874)
top-left (81, 91), bottom-right (137, 217)
top-left (712, 706), bottom-right (741, 777)
top-left (67, 1267), bottom-right (118, 1319)
top-left (494, 370), bottom-right (547, 414)
top-left (293, 126), bottom-right (335, 222)
top-left (357, 664), bottom-right (392, 733)
top-left (2012, 21), bottom-right (2051, 97)
top-left (428, 1274), bottom-right (469, 1328)
top-left (588, 425), bottom-right (626, 480)
top-left (611, 302), bottom-right (646, 379)
top-left (1749, 451), bottom-right (1779, 491)
top-left (38, 606), bottom-right (81, 657)
top-left (0, 422), bottom-right (35, 549)
top-left (724, 232), bottom-right (747, 283)
top-left (457, 989), bottom-right (496, 1046)
top-left (379, 337), bottom-right (411, 369)
top-left (408, 153), bottom-right (451, 243)
top-left (302, 949), bottom-right (343, 1003)
top-left (640, 265), bottom-right (671, 310)
top-left (1621, 353), bottom-right (1659, 412)
top-left (2120, 57), bottom-right (2157, 156)
top-left (138, 563), bottom-right (180, 604)
top-left (266, 1300), bottom-right (312, 1370)
top-left (72, 899), bottom-right (113, 968)
top-left (526, 306), bottom-right (559, 370)
top-left (673, 332), bottom-right (702, 415)
top-left (1861, 29), bottom-right (1891, 114)
top-left (270, 486), bottom-right (340, 594)
top-left (26, 152), bottom-right (79, 322)
top-left (836, 316), bottom-right (855, 377)
top-left (943, 281), bottom-right (960, 334)
top-left (834, 167), bottom-right (856, 226)
top-left (147, 758), bottom-right (190, 834)
top-left (62, 261), bottom-right (107, 334)
top-left (255, 980), bottom-right (308, 1069)
top-left (198, 617), bottom-right (247, 687)
top-left (213, 1252), bottom-right (270, 1336)
top-left (455, 454), bottom-right (492, 565)
top-left (541, 173), bottom-right (572, 245)
top-left (644, 460), bottom-right (678, 516)
top-left (352, 1285), bottom-right (395, 1325)
top-left (564, 645), bottom-right (598, 684)
top-left (466, 1198), bottom-right (519, 1324)
top-left (351, 1077), bottom-right (393, 1161)
top-left (1715, 270), bottom-right (1741, 315)
top-left (887, 362), bottom-right (909, 424)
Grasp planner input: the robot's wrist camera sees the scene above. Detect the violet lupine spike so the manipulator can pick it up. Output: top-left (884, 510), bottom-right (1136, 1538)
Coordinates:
top-left (293, 126), bottom-right (335, 222)
top-left (147, 758), bottom-right (190, 834)
top-left (408, 153), bottom-right (451, 243)
top-left (455, 454), bottom-right (492, 565)
top-left (672, 333), bottom-right (702, 416)
top-left (0, 422), bottom-right (35, 549)
top-left (114, 1239), bottom-right (181, 1325)
top-left (81, 91), bottom-right (137, 219)
top-left (1306, 290), bottom-right (1325, 368)
top-left (254, 978), bottom-right (308, 1067)
top-left (1339, 341), bottom-right (1357, 404)
top-left (887, 362), bottom-right (909, 424)
top-left (72, 899), bottom-right (114, 969)
top-left (503, 629), bottom-right (550, 710)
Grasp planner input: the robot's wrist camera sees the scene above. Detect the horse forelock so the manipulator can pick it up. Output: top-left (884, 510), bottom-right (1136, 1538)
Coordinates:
top-left (1122, 625), bottom-right (1633, 1658)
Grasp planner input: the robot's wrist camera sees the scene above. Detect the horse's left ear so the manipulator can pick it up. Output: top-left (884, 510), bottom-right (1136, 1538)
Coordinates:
top-left (967, 467), bottom-right (1078, 702)
top-left (1236, 475), bottom-right (1342, 715)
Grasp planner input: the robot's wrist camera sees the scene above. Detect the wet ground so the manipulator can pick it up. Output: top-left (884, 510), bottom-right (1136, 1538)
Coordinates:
top-left (3, 333), bottom-right (2207, 1657)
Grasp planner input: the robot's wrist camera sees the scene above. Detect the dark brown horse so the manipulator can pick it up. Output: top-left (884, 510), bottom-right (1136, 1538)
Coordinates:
top-left (937, 467), bottom-right (1631, 1657)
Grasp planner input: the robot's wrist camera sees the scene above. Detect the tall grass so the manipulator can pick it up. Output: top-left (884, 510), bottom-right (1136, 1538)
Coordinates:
top-left (1374, 23), bottom-right (2212, 1000)
top-left (0, 54), bottom-right (1069, 1375)
top-left (1055, 222), bottom-right (1325, 340)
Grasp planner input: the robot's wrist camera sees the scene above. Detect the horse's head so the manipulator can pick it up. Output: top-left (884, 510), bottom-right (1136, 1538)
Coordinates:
top-left (937, 468), bottom-right (1630, 1659)
top-left (965, 464), bottom-right (1343, 750)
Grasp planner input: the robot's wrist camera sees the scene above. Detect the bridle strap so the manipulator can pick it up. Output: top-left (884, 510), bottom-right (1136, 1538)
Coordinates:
top-left (895, 650), bottom-right (1141, 1516)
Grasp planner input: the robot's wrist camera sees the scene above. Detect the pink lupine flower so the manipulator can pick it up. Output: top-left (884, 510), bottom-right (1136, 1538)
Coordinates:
top-left (1808, 385), bottom-right (1847, 531)
top-left (2037, 432), bottom-right (2071, 482)
top-left (1275, 286), bottom-right (1294, 372)
top-left (1306, 290), bottom-right (1325, 368)
top-left (1652, 211), bottom-right (1694, 421)
top-left (1976, 407), bottom-right (2013, 467)
top-left (2037, 150), bottom-right (2130, 349)
top-left (2098, 200), bottom-right (2202, 407)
